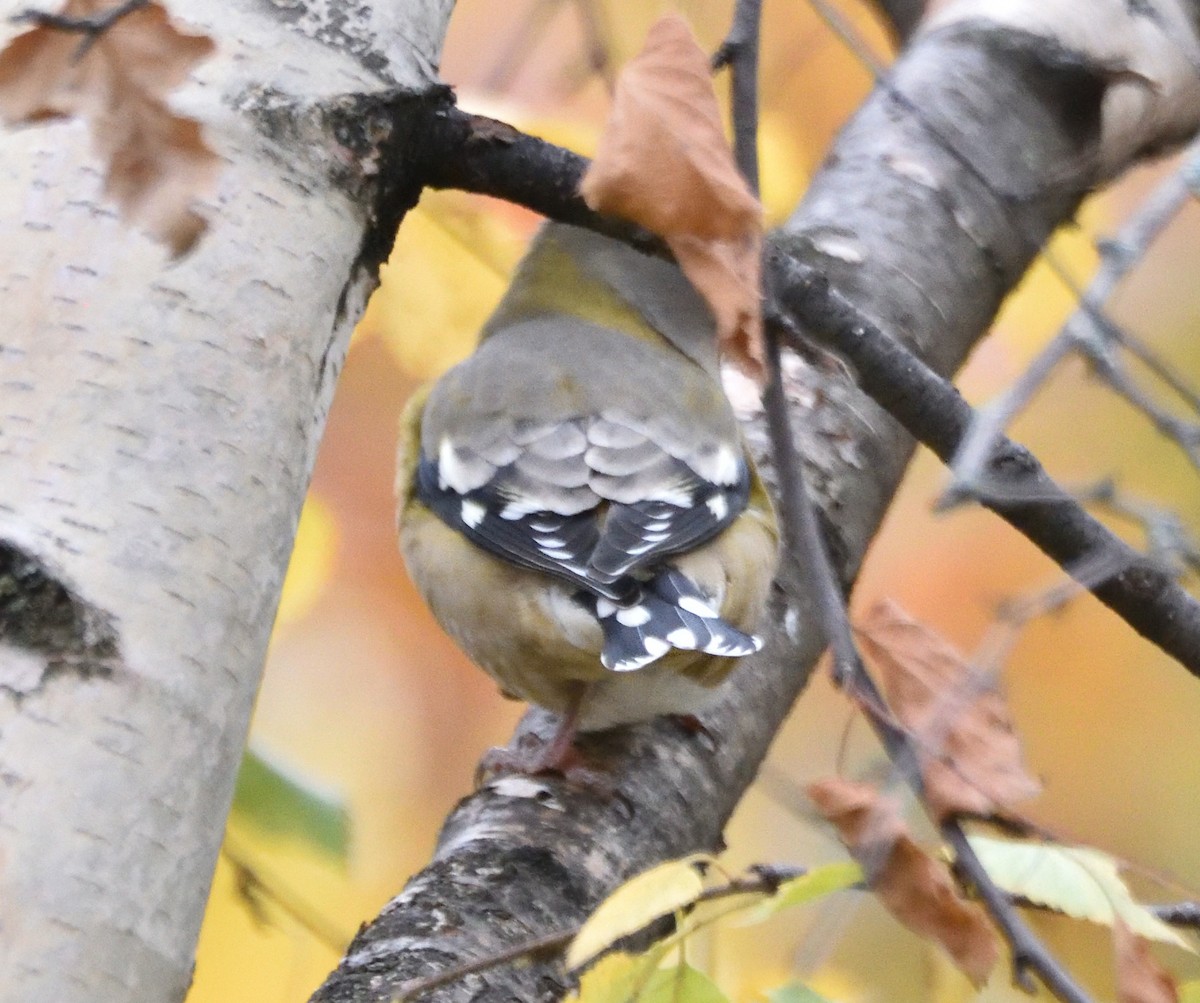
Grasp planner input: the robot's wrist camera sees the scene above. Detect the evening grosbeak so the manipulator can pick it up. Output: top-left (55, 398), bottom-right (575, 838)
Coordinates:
top-left (396, 221), bottom-right (778, 773)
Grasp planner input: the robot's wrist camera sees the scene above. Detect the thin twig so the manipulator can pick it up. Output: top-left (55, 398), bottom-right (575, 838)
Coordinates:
top-left (1082, 479), bottom-right (1200, 577)
top-left (729, 8), bottom-right (1091, 1001)
top-left (391, 866), bottom-right (809, 1001)
top-left (943, 825), bottom-right (1089, 997)
top-left (395, 928), bottom-right (574, 1002)
top-left (713, 0), bottom-right (762, 193)
top-left (765, 258), bottom-right (1200, 681)
top-left (805, 0), bottom-right (890, 75)
top-left (766, 323), bottom-right (1093, 1001)
top-left (770, 261), bottom-right (1120, 1003)
top-left (971, 546), bottom-right (1136, 682)
top-left (1149, 902), bottom-right (1200, 929)
top-left (12, 0), bottom-right (149, 59)
top-left (1084, 350), bottom-right (1200, 469)
top-left (950, 141), bottom-right (1200, 498)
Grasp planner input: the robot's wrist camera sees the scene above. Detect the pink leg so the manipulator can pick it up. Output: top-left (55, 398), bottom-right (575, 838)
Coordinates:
top-left (476, 684), bottom-right (611, 790)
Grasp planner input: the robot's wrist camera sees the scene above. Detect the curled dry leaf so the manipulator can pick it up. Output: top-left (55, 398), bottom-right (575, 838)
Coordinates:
top-left (0, 0), bottom-right (219, 255)
top-left (808, 777), bottom-right (999, 987)
top-left (857, 599), bottom-right (1042, 821)
top-left (1115, 920), bottom-right (1179, 1003)
top-left (579, 13), bottom-right (765, 381)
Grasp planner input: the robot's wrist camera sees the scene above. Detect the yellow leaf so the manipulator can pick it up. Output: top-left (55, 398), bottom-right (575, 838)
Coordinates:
top-left (566, 855), bottom-right (710, 970)
top-left (966, 835), bottom-right (1194, 950)
top-left (743, 861), bottom-right (863, 924)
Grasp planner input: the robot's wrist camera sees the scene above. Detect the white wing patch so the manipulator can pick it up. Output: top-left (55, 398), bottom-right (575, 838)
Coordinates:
top-left (421, 412), bottom-right (750, 599)
top-left (460, 498), bottom-right (487, 529)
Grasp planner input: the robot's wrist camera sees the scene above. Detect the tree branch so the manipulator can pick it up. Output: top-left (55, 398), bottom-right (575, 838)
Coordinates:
top-left (311, 5), bottom-right (1200, 1001)
top-left (766, 264), bottom-right (1200, 680)
top-left (420, 105), bottom-right (1200, 682)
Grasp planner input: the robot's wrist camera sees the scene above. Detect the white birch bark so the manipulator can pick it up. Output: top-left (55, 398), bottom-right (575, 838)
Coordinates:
top-left (0, 2), bottom-right (453, 1000)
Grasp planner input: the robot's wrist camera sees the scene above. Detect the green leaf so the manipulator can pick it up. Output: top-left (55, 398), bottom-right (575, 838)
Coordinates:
top-left (231, 744), bottom-right (350, 861)
top-left (639, 963), bottom-right (729, 1003)
top-left (743, 861), bottom-right (863, 924)
top-left (567, 855), bottom-right (711, 970)
top-left (966, 835), bottom-right (1192, 950)
top-left (768, 983), bottom-right (836, 1003)
top-left (1179, 980), bottom-right (1200, 1003)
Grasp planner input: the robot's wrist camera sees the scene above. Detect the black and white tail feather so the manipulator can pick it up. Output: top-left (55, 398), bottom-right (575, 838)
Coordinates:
top-left (579, 568), bottom-right (762, 671)
top-left (415, 400), bottom-right (763, 673)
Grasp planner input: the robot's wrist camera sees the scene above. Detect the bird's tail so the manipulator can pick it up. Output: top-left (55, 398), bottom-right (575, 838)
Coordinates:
top-left (579, 568), bottom-right (762, 672)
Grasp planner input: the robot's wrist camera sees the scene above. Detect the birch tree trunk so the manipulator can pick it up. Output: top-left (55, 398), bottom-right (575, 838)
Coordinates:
top-left (0, 2), bottom-right (452, 1000)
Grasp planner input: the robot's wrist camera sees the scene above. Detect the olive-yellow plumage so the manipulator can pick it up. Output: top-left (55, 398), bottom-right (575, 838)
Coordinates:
top-left (396, 222), bottom-right (778, 756)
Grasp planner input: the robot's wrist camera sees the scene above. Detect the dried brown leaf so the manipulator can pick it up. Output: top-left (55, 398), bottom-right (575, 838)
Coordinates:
top-left (1116, 920), bottom-right (1179, 1003)
top-left (808, 777), bottom-right (999, 987)
top-left (579, 13), bottom-right (765, 380)
top-left (0, 18), bottom-right (81, 121)
top-left (857, 600), bottom-right (1042, 820)
top-left (0, 0), bottom-right (219, 255)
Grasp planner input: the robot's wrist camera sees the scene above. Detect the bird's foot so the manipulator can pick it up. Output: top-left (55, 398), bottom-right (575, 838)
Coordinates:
top-left (475, 734), bottom-right (613, 794)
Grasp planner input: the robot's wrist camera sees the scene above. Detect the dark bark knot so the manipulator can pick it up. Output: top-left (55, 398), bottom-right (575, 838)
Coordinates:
top-left (0, 540), bottom-right (118, 700)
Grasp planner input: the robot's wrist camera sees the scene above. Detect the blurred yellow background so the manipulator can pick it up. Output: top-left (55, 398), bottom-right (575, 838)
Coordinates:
top-left (186, 2), bottom-right (1200, 1001)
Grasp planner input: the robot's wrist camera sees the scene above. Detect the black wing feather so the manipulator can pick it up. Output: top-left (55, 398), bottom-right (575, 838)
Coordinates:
top-left (417, 456), bottom-right (630, 602)
top-left (588, 463), bottom-right (751, 584)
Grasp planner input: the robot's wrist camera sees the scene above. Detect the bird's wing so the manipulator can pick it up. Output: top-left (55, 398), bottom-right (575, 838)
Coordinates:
top-left (417, 409), bottom-right (749, 600)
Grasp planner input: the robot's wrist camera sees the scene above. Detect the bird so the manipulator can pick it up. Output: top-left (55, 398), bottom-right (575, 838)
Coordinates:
top-left (396, 220), bottom-right (778, 777)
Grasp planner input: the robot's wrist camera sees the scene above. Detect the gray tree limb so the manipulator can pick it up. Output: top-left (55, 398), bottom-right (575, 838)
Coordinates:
top-left (310, 2), bottom-right (1200, 1001)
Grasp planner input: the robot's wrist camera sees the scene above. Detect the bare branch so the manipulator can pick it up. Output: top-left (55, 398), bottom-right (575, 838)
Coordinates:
top-left (312, 9), bottom-right (1200, 1000)
top-left (712, 0), bottom-right (762, 191)
top-left (1083, 480), bottom-right (1200, 577)
top-left (767, 262), bottom-right (1200, 682)
top-left (951, 140), bottom-right (1200, 497)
